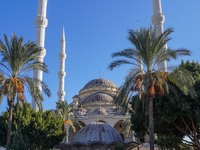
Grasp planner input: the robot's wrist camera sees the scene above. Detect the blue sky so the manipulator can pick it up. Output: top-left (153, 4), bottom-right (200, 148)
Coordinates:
top-left (0, 0), bottom-right (200, 112)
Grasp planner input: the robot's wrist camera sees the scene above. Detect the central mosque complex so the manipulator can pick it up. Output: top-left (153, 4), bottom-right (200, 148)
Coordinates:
top-left (32, 0), bottom-right (167, 149)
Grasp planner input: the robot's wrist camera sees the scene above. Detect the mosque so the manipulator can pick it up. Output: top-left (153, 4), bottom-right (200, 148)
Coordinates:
top-left (32, 0), bottom-right (167, 149)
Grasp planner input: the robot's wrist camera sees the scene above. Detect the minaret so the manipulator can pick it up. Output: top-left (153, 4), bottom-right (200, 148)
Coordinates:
top-left (151, 0), bottom-right (167, 72)
top-left (32, 0), bottom-right (48, 111)
top-left (57, 26), bottom-right (66, 101)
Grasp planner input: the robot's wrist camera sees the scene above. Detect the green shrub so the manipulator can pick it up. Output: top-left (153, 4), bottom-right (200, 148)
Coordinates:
top-left (0, 102), bottom-right (65, 150)
top-left (114, 145), bottom-right (125, 150)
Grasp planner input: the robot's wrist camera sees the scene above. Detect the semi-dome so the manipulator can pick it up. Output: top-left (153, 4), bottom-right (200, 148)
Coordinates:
top-left (72, 122), bottom-right (123, 143)
top-left (81, 93), bottom-right (113, 105)
top-left (83, 78), bottom-right (117, 89)
top-left (92, 107), bottom-right (108, 115)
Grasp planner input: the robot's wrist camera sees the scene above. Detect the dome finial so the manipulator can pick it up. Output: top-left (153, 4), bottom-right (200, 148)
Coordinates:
top-left (99, 71), bottom-right (101, 79)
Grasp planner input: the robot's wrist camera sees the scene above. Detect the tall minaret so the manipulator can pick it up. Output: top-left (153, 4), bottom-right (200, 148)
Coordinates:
top-left (32, 0), bottom-right (48, 111)
top-left (57, 26), bottom-right (66, 101)
top-left (151, 0), bottom-right (167, 72)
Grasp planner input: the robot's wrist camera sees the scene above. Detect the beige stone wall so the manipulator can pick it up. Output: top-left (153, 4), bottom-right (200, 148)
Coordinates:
top-left (82, 104), bottom-right (116, 113)
top-left (113, 120), bottom-right (133, 142)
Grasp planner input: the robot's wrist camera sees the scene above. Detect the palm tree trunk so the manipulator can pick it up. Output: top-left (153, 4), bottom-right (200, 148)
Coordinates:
top-left (66, 127), bottom-right (69, 143)
top-left (6, 103), bottom-right (13, 145)
top-left (149, 97), bottom-right (154, 150)
top-left (65, 124), bottom-right (70, 143)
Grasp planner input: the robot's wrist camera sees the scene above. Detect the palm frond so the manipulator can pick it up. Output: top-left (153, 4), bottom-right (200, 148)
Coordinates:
top-left (108, 60), bottom-right (136, 71)
top-left (111, 48), bottom-right (137, 59)
top-left (23, 76), bottom-right (43, 110)
top-left (0, 34), bottom-right (51, 110)
top-left (109, 25), bottom-right (194, 117)
top-left (0, 86), bottom-right (4, 106)
top-left (0, 62), bottom-right (12, 76)
top-left (168, 67), bottom-right (196, 98)
top-left (115, 68), bottom-right (140, 113)
top-left (122, 119), bottom-right (131, 136)
top-left (18, 61), bottom-right (48, 76)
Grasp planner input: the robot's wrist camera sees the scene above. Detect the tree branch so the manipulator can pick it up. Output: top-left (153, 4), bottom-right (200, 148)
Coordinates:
top-left (190, 118), bottom-right (200, 149)
top-left (181, 116), bottom-right (192, 133)
top-left (172, 122), bottom-right (193, 142)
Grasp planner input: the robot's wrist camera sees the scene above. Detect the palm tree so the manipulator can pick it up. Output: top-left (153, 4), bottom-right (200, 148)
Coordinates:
top-left (108, 26), bottom-right (194, 150)
top-left (55, 100), bottom-right (80, 143)
top-left (0, 34), bottom-right (51, 145)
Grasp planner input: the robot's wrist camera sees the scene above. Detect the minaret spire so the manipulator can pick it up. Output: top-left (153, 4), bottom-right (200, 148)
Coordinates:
top-left (61, 25), bottom-right (65, 41)
top-left (151, 0), bottom-right (167, 72)
top-left (32, 0), bottom-right (48, 111)
top-left (57, 26), bottom-right (66, 101)
top-left (137, 21), bottom-right (139, 31)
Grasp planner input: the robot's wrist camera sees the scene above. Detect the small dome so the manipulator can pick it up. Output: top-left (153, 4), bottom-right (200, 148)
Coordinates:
top-left (81, 93), bottom-right (113, 105)
top-left (72, 122), bottom-right (123, 143)
top-left (83, 78), bottom-right (117, 89)
top-left (92, 108), bottom-right (108, 115)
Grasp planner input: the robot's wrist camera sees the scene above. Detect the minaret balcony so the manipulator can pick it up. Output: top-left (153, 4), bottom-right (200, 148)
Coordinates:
top-left (151, 12), bottom-right (165, 25)
top-left (58, 71), bottom-right (66, 77)
top-left (35, 16), bottom-right (48, 28)
top-left (58, 52), bottom-right (66, 59)
top-left (36, 48), bottom-right (46, 58)
top-left (57, 91), bottom-right (66, 97)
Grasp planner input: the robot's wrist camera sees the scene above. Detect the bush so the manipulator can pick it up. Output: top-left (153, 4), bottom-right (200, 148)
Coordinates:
top-left (114, 145), bottom-right (125, 150)
top-left (0, 102), bottom-right (66, 150)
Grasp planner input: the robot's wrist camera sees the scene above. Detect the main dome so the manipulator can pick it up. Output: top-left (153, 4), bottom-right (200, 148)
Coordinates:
top-left (83, 78), bottom-right (117, 89)
top-left (80, 93), bottom-right (114, 105)
top-left (72, 122), bottom-right (123, 143)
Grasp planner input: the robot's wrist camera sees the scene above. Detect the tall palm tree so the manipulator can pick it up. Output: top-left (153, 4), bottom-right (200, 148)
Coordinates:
top-left (108, 26), bottom-right (194, 150)
top-left (0, 34), bottom-right (51, 145)
top-left (55, 100), bottom-right (80, 143)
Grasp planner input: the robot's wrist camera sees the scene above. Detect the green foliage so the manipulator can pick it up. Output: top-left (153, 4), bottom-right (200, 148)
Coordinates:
top-left (0, 102), bottom-right (65, 149)
top-left (0, 34), bottom-right (51, 109)
top-left (55, 100), bottom-right (73, 120)
top-left (130, 96), bottom-right (148, 138)
top-left (131, 61), bottom-right (200, 149)
top-left (114, 145), bottom-right (125, 150)
top-left (6, 125), bottom-right (29, 150)
top-left (0, 34), bottom-right (51, 144)
top-left (155, 135), bottom-right (181, 150)
top-left (109, 26), bottom-right (193, 150)
top-left (180, 60), bottom-right (200, 80)
top-left (55, 100), bottom-right (81, 132)
top-left (108, 26), bottom-right (192, 112)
